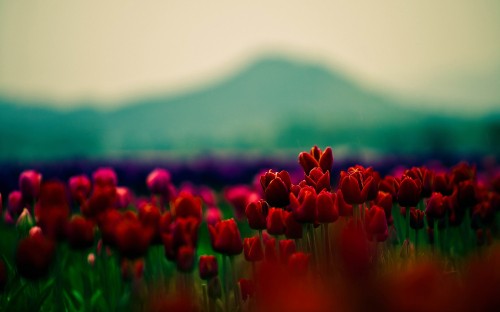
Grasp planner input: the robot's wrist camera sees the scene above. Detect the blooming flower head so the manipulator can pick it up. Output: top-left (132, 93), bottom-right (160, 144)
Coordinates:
top-left (208, 219), bottom-right (243, 256)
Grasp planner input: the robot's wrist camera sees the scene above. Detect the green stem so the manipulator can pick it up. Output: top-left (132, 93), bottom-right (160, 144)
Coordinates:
top-left (229, 256), bottom-right (241, 311)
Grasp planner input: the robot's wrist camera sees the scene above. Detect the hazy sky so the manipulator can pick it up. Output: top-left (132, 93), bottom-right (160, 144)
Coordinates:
top-left (0, 0), bottom-right (499, 111)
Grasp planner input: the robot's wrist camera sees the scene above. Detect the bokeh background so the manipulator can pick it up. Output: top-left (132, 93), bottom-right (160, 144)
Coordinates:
top-left (0, 0), bottom-right (499, 162)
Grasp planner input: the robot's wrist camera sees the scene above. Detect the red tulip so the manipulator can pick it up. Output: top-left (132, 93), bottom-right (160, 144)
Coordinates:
top-left (264, 236), bottom-right (278, 263)
top-left (365, 206), bottom-right (388, 242)
top-left (451, 162), bottom-right (476, 185)
top-left (433, 172), bottom-right (453, 195)
top-left (8, 190), bottom-right (24, 216)
top-left (16, 234), bottom-right (55, 280)
top-left (304, 167), bottom-right (331, 192)
top-left (92, 167), bottom-right (117, 188)
top-left (266, 208), bottom-right (286, 235)
top-left (115, 187), bottom-right (133, 210)
top-left (398, 176), bottom-right (422, 207)
top-left (426, 192), bottom-right (446, 219)
top-left (19, 170), bottom-right (42, 200)
top-left (176, 245), bottom-right (195, 273)
top-left (239, 278), bottom-right (255, 302)
top-left (68, 175), bottom-right (91, 203)
top-left (260, 170), bottom-right (292, 207)
top-left (147, 168), bottom-right (172, 194)
top-left (83, 185), bottom-right (117, 219)
top-left (35, 181), bottom-right (70, 240)
top-left (379, 175), bottom-right (399, 200)
top-left (410, 208), bottom-right (425, 230)
top-left (244, 236), bottom-right (264, 262)
top-left (67, 215), bottom-right (95, 249)
top-left (298, 146), bottom-right (333, 174)
top-left (199, 255), bottom-right (218, 280)
top-left (205, 207), bottom-right (223, 226)
top-left (208, 219), bottom-right (243, 255)
top-left (245, 199), bottom-right (268, 230)
top-left (340, 173), bottom-right (362, 205)
top-left (114, 216), bottom-right (154, 259)
top-left (138, 203), bottom-right (162, 239)
top-left (317, 190), bottom-right (338, 224)
top-left (171, 217), bottom-right (200, 249)
top-left (173, 192), bottom-right (202, 220)
top-left (374, 191), bottom-right (393, 223)
top-left (289, 186), bottom-right (317, 223)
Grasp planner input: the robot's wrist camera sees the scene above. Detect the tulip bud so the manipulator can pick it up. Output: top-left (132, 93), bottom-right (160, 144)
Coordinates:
top-left (8, 191), bottom-right (24, 216)
top-left (147, 168), bottom-right (172, 194)
top-left (317, 190), bottom-right (338, 223)
top-left (238, 278), bottom-right (255, 302)
top-left (176, 245), bottom-right (195, 273)
top-left (116, 187), bottom-right (133, 210)
top-left (289, 186), bottom-right (317, 223)
top-left (245, 199), bottom-right (268, 230)
top-left (244, 236), bottom-right (264, 262)
top-left (298, 146), bottom-right (333, 174)
top-left (87, 253), bottom-right (96, 267)
top-left (19, 170), bottom-right (42, 200)
top-left (172, 192), bottom-right (202, 220)
top-left (410, 208), bottom-right (425, 230)
top-left (29, 226), bottom-right (42, 238)
top-left (304, 167), bottom-right (331, 192)
top-left (92, 167), bottom-right (117, 188)
top-left (68, 175), bottom-right (91, 203)
top-left (205, 207), bottom-right (223, 226)
top-left (224, 185), bottom-right (259, 219)
top-left (398, 176), bottom-right (422, 207)
top-left (266, 208), bottom-right (286, 235)
top-left (199, 255), bottom-right (218, 280)
top-left (426, 192), bottom-right (446, 219)
top-left (340, 174), bottom-right (362, 205)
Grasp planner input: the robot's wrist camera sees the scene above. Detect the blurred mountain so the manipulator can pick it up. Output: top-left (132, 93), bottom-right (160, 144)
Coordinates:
top-left (0, 56), bottom-right (499, 160)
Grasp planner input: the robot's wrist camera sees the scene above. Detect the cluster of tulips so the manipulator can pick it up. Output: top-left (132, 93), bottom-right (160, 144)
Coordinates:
top-left (0, 146), bottom-right (499, 311)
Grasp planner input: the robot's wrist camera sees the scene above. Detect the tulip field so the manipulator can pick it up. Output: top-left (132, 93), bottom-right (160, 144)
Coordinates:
top-left (0, 146), bottom-right (499, 311)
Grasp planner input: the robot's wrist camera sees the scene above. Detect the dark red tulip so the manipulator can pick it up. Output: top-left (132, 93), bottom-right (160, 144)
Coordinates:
top-left (16, 235), bottom-right (55, 280)
top-left (208, 219), bottom-right (243, 255)
top-left (19, 170), bottom-right (42, 200)
top-left (244, 236), bottom-right (264, 262)
top-left (298, 146), bottom-right (333, 174)
top-left (114, 216), bottom-right (154, 259)
top-left (365, 206), bottom-right (388, 242)
top-left (8, 190), bottom-right (24, 216)
top-left (287, 252), bottom-right (310, 276)
top-left (397, 176), bottom-right (422, 207)
top-left (176, 245), bottom-right (195, 273)
top-left (316, 190), bottom-right (338, 224)
top-left (379, 175), bottom-right (399, 200)
top-left (67, 215), bottom-right (95, 249)
top-left (199, 255), bottom-right (218, 280)
top-left (173, 192), bottom-right (202, 220)
top-left (289, 185), bottom-right (317, 223)
top-left (68, 175), bottom-right (91, 203)
top-left (245, 199), bottom-right (268, 230)
top-left (433, 172), bottom-right (453, 195)
top-left (284, 210), bottom-right (303, 239)
top-left (239, 278), bottom-right (255, 302)
top-left (35, 181), bottom-right (70, 241)
top-left (266, 208), bottom-right (286, 235)
top-left (279, 239), bottom-right (296, 264)
top-left (340, 173), bottom-right (362, 205)
top-left (171, 217), bottom-right (200, 248)
top-left (426, 192), bottom-right (446, 220)
top-left (224, 185), bottom-right (259, 219)
top-left (83, 185), bottom-right (117, 219)
top-left (421, 168), bottom-right (434, 198)
top-left (92, 167), bottom-right (117, 188)
top-left (304, 167), bottom-right (331, 192)
top-left (374, 191), bottom-right (393, 222)
top-left (410, 208), bottom-right (425, 230)
top-left (451, 162), bottom-right (476, 185)
top-left (260, 170), bottom-right (292, 207)
top-left (97, 209), bottom-right (123, 246)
